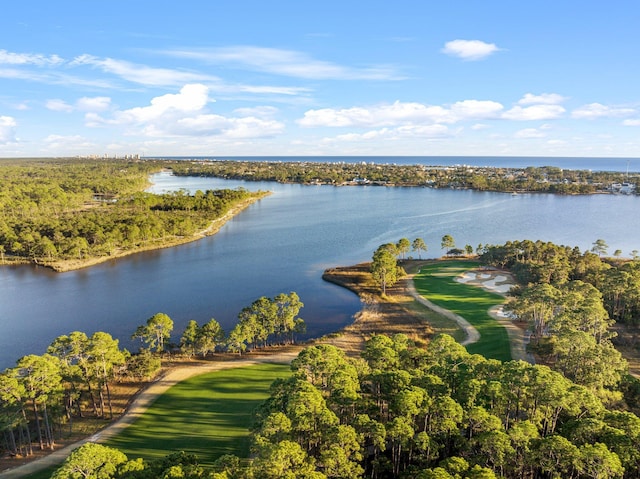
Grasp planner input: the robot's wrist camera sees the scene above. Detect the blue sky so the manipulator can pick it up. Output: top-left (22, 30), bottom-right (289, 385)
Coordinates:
top-left (1, 1), bottom-right (639, 158)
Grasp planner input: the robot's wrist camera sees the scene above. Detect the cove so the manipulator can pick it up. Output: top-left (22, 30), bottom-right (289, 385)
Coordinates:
top-left (0, 172), bottom-right (639, 369)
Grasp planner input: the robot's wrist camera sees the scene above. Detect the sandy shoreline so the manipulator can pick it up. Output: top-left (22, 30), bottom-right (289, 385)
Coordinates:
top-left (3, 193), bottom-right (269, 273)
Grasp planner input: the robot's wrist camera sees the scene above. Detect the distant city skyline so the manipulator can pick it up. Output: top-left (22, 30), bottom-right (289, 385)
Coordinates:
top-left (1, 1), bottom-right (640, 158)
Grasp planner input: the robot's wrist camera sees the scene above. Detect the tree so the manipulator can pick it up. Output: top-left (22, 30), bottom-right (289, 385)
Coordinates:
top-left (132, 312), bottom-right (174, 353)
top-left (412, 238), bottom-right (428, 259)
top-left (51, 443), bottom-right (128, 479)
top-left (195, 318), bottom-right (225, 357)
top-left (14, 354), bottom-right (62, 450)
top-left (253, 440), bottom-right (325, 479)
top-left (592, 238), bottom-right (609, 257)
top-left (180, 320), bottom-right (200, 358)
top-left (274, 292), bottom-right (304, 344)
top-left (371, 243), bottom-right (403, 295)
top-left (441, 235), bottom-right (455, 254)
top-left (87, 332), bottom-right (126, 419)
top-left (578, 442), bottom-right (624, 479)
top-left (396, 238), bottom-right (411, 260)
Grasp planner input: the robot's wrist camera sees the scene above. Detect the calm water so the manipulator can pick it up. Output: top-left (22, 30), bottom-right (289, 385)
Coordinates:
top-left (1, 172), bottom-right (639, 369)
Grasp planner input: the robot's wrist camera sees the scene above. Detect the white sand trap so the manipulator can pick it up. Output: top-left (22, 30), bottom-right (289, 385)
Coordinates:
top-left (456, 272), bottom-right (476, 283)
top-left (482, 279), bottom-right (512, 293)
top-left (456, 271), bottom-right (514, 294)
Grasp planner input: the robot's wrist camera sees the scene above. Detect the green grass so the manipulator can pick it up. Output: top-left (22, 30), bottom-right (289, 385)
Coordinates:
top-left (25, 362), bottom-right (291, 478)
top-left (413, 260), bottom-right (512, 361)
top-left (104, 362), bottom-right (292, 467)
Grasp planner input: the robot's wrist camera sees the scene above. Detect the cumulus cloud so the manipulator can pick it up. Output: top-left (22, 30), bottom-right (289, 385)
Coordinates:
top-left (163, 46), bottom-right (403, 80)
top-left (298, 100), bottom-right (505, 128)
top-left (298, 102), bottom-right (451, 127)
top-left (450, 100), bottom-right (503, 119)
top-left (76, 96), bottom-right (111, 112)
top-left (442, 40), bottom-right (501, 61)
top-left (46, 99), bottom-right (74, 112)
top-left (518, 93), bottom-right (567, 105)
top-left (502, 105), bottom-right (565, 121)
top-left (571, 103), bottom-right (636, 119)
top-left (0, 116), bottom-right (17, 143)
top-left (88, 83), bottom-right (285, 139)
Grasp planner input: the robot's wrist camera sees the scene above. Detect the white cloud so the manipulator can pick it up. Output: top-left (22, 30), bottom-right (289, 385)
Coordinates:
top-left (442, 40), bottom-right (501, 61)
top-left (115, 84), bottom-right (209, 124)
top-left (47, 96), bottom-right (112, 113)
top-left (502, 105), bottom-right (565, 120)
top-left (623, 119), bottom-right (640, 126)
top-left (518, 93), bottom-right (567, 105)
top-left (0, 49), bottom-right (64, 66)
top-left (88, 83), bottom-right (285, 140)
top-left (471, 123), bottom-right (490, 130)
top-left (572, 103), bottom-right (636, 119)
top-left (76, 96), bottom-right (111, 112)
top-left (164, 46), bottom-right (403, 80)
top-left (298, 102), bottom-right (453, 127)
top-left (72, 54), bottom-right (218, 87)
top-left (298, 99), bottom-right (508, 129)
top-left (46, 99), bottom-right (74, 112)
top-left (0, 116), bottom-right (17, 143)
top-left (450, 100), bottom-right (503, 119)
top-left (514, 128), bottom-right (546, 139)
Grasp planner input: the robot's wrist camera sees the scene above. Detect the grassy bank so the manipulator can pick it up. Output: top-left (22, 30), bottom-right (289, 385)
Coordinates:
top-left (413, 260), bottom-right (512, 361)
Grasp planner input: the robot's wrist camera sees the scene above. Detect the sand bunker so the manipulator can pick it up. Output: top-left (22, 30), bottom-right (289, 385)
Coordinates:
top-left (455, 270), bottom-right (514, 294)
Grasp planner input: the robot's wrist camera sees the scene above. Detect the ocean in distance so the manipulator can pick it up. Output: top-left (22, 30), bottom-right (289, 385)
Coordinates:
top-left (151, 155), bottom-right (640, 173)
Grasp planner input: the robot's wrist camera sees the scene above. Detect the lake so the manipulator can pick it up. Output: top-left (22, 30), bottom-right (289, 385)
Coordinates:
top-left (0, 171), bottom-right (639, 369)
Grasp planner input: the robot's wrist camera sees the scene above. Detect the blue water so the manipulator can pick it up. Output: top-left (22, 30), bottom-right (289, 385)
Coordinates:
top-left (150, 155), bottom-right (640, 173)
top-left (0, 171), bottom-right (639, 369)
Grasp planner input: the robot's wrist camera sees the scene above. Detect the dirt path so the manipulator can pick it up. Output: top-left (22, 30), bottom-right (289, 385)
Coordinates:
top-left (0, 352), bottom-right (299, 479)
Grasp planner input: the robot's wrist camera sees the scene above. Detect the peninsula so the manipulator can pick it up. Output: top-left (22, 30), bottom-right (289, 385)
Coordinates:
top-left (0, 158), bottom-right (268, 272)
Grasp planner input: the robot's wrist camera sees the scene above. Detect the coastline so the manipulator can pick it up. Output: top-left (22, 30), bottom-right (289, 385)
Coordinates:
top-left (3, 192), bottom-right (270, 273)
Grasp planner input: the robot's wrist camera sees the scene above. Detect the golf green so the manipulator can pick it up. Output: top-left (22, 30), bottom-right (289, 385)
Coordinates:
top-left (413, 260), bottom-right (512, 361)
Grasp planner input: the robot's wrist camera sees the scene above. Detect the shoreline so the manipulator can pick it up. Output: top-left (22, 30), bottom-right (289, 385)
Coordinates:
top-left (1, 192), bottom-right (269, 273)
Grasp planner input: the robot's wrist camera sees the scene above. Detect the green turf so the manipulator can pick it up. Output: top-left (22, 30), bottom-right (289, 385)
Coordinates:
top-left (413, 260), bottom-right (512, 361)
top-left (104, 362), bottom-right (292, 466)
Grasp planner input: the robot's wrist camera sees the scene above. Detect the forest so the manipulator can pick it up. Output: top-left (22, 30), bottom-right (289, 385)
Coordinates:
top-left (45, 334), bottom-right (640, 479)
top-left (0, 158), bottom-right (265, 270)
top-left (168, 159), bottom-right (639, 194)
